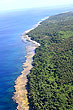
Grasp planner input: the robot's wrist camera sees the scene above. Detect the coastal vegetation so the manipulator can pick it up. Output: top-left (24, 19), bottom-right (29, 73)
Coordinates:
top-left (27, 12), bottom-right (73, 110)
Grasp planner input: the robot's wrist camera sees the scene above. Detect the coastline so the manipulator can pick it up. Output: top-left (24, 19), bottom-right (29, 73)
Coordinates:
top-left (13, 16), bottom-right (49, 110)
top-left (13, 43), bottom-right (39, 110)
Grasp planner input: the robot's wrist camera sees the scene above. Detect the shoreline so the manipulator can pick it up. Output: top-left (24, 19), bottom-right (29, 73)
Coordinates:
top-left (13, 16), bottom-right (49, 110)
top-left (13, 43), bottom-right (39, 110)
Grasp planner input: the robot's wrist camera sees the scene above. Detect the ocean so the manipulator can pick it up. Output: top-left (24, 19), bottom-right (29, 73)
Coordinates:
top-left (0, 6), bottom-right (73, 110)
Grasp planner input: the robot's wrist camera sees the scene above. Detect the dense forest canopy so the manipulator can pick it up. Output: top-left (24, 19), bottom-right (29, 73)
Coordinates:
top-left (27, 11), bottom-right (73, 110)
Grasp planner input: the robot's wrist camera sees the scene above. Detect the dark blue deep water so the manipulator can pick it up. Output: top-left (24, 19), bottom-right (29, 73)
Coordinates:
top-left (0, 6), bottom-right (73, 110)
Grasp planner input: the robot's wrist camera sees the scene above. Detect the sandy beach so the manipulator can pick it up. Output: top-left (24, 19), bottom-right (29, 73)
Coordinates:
top-left (13, 16), bottom-right (49, 110)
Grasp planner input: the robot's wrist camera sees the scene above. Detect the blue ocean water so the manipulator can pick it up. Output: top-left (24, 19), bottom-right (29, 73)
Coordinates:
top-left (0, 7), bottom-right (73, 110)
